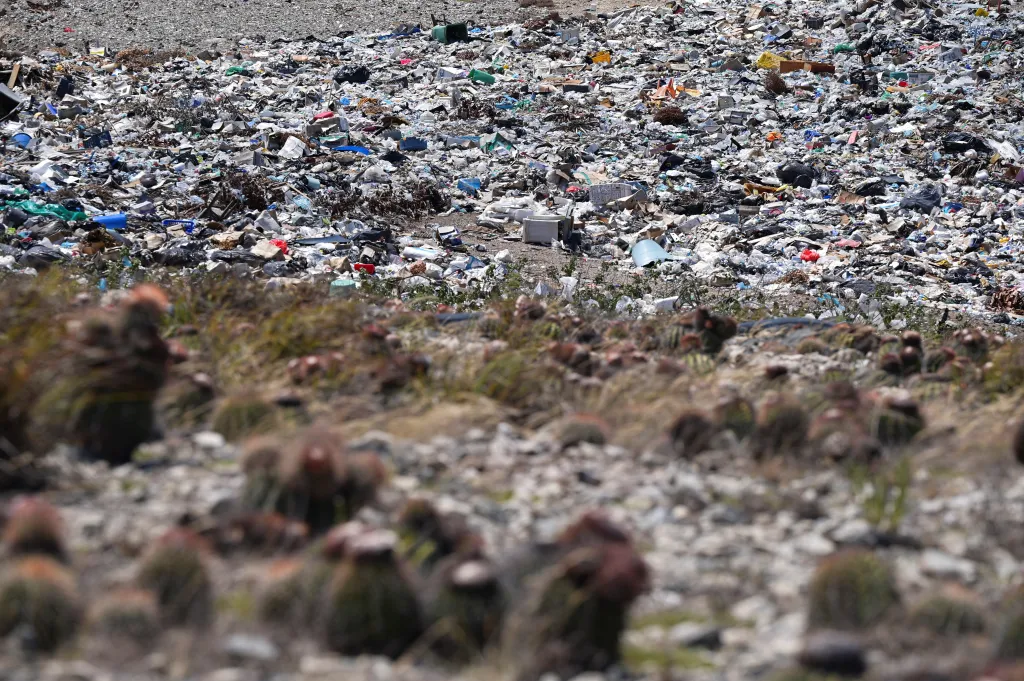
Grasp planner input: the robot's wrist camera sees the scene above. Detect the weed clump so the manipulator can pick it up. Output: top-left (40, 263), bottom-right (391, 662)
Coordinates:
top-left (211, 393), bottom-right (280, 442)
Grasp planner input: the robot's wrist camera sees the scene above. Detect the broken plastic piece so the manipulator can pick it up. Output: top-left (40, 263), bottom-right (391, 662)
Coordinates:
top-left (632, 239), bottom-right (669, 267)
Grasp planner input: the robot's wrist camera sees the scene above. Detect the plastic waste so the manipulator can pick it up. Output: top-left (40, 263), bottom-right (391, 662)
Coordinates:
top-left (777, 162), bottom-right (818, 189)
top-left (900, 185), bottom-right (942, 213)
top-left (93, 213), bottom-right (128, 230)
top-left (469, 69), bottom-right (496, 85)
top-left (632, 240), bottom-right (670, 267)
top-left (3, 200), bottom-right (86, 222)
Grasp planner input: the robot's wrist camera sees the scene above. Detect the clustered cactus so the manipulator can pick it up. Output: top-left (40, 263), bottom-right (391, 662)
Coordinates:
top-left (753, 393), bottom-right (809, 458)
top-left (667, 409), bottom-right (716, 457)
top-left (241, 426), bottom-right (387, 532)
top-left (3, 496), bottom-right (68, 562)
top-left (324, 529), bottom-right (424, 658)
top-left (88, 588), bottom-right (162, 645)
top-left (249, 509), bottom-right (647, 677)
top-left (66, 284), bottom-right (173, 465)
top-left (0, 498), bottom-right (228, 655)
top-left (398, 498), bottom-right (478, 571)
top-left (909, 584), bottom-right (986, 637)
top-left (554, 413), bottom-right (611, 449)
top-left (714, 395), bottom-right (756, 440)
top-left (512, 540), bottom-right (649, 679)
top-left (135, 527), bottom-right (213, 627)
top-left (0, 497), bottom-right (81, 652)
top-left (870, 394), bottom-right (924, 446)
top-left (427, 558), bottom-right (507, 663)
top-left (806, 550), bottom-right (898, 631)
top-left (995, 586), bottom-right (1024, 661)
top-left (257, 521), bottom-right (368, 627)
top-left (0, 556), bottom-right (84, 652)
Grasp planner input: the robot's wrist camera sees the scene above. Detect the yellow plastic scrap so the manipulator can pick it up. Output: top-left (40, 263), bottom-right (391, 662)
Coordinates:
top-left (975, 7), bottom-right (989, 16)
top-left (591, 50), bottom-right (612, 64)
top-left (756, 51), bottom-right (783, 69)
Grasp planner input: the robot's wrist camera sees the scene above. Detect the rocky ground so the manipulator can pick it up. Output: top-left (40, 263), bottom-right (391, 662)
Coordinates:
top-left (0, 0), bottom-right (633, 53)
top-left (1, 272), bottom-right (1024, 681)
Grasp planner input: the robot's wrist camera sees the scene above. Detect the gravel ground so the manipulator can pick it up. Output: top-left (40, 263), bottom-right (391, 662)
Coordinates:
top-left (21, 355), bottom-right (1021, 680)
top-left (0, 0), bottom-right (630, 53)
top-left (0, 301), bottom-right (1019, 680)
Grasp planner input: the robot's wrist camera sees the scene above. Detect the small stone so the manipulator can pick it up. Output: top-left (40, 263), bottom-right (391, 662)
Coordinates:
top-left (203, 670), bottom-right (247, 681)
top-left (730, 594), bottom-right (776, 626)
top-left (669, 623), bottom-right (722, 650)
top-left (349, 430), bottom-right (394, 459)
top-left (205, 261), bottom-right (229, 275)
top-left (920, 549), bottom-right (977, 583)
top-left (300, 655), bottom-right (350, 675)
top-left (193, 431), bottom-right (226, 449)
top-left (41, 660), bottom-right (102, 681)
top-left (222, 634), bottom-right (279, 662)
top-left (830, 519), bottom-right (874, 545)
top-left (251, 239), bottom-right (285, 260)
top-left (794, 533), bottom-right (835, 556)
top-left (210, 232), bottom-right (242, 249)
top-left (798, 630), bottom-right (867, 676)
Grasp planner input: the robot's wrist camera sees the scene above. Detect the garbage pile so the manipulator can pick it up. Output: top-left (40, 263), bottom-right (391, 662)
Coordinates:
top-left (3, 0), bottom-right (1024, 324)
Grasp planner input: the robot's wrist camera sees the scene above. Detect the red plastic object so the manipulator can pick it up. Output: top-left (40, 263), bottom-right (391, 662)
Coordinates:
top-left (313, 111), bottom-right (335, 120)
top-left (353, 262), bottom-right (376, 274)
top-left (269, 239), bottom-right (289, 255)
top-left (800, 248), bottom-right (820, 262)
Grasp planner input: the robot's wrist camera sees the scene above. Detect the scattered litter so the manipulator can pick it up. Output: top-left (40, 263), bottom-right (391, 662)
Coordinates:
top-left (0, 2), bottom-right (1023, 325)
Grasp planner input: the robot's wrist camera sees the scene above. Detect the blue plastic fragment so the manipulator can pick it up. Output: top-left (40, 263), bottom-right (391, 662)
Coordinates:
top-left (331, 145), bottom-right (371, 155)
top-left (399, 137), bottom-right (428, 151)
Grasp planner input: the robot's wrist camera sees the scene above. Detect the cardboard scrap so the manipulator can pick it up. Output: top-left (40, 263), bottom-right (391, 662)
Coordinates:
top-left (780, 60), bottom-right (836, 74)
top-left (7, 63), bottom-right (20, 89)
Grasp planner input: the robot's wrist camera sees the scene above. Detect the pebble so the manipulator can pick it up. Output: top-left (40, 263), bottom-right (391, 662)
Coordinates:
top-left (222, 634), bottom-right (280, 662)
top-left (798, 630), bottom-right (867, 676)
top-left (920, 549), bottom-right (977, 583)
top-left (830, 518), bottom-right (875, 545)
top-left (193, 431), bottom-right (227, 449)
top-left (669, 623), bottom-right (723, 650)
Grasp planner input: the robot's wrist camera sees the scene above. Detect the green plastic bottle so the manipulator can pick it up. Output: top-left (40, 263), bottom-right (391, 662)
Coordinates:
top-left (469, 69), bottom-right (496, 85)
top-left (833, 43), bottom-right (855, 53)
